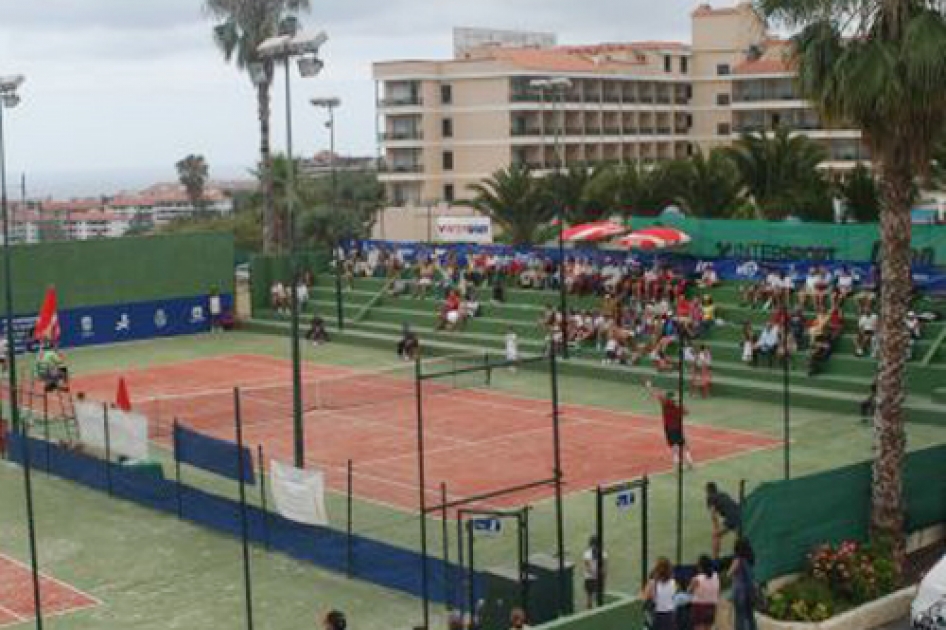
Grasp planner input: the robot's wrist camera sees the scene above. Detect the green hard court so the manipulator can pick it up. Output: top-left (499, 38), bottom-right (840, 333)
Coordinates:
top-left (3, 330), bottom-right (946, 630)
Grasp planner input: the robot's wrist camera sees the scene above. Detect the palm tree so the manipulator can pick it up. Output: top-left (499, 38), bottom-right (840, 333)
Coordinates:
top-left (176, 154), bottom-right (210, 215)
top-left (586, 162), bottom-right (678, 217)
top-left (667, 149), bottom-right (746, 218)
top-left (466, 165), bottom-right (553, 246)
top-left (725, 127), bottom-right (827, 219)
top-left (541, 165), bottom-right (607, 224)
top-left (758, 0), bottom-right (946, 563)
top-left (205, 0), bottom-right (311, 253)
top-left (838, 164), bottom-right (882, 222)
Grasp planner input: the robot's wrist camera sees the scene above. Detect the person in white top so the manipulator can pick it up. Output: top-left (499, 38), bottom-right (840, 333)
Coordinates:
top-left (689, 555), bottom-right (721, 630)
top-left (642, 557), bottom-right (678, 630)
top-left (582, 536), bottom-right (608, 609)
top-left (505, 327), bottom-right (519, 372)
top-left (209, 290), bottom-right (223, 333)
top-left (855, 310), bottom-right (879, 357)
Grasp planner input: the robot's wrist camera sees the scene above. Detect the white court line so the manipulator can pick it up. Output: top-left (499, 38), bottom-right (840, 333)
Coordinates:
top-left (0, 603), bottom-right (26, 626)
top-left (0, 553), bottom-right (104, 607)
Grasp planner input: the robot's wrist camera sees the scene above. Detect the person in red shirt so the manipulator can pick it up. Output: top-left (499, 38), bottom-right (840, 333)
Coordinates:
top-left (646, 381), bottom-right (695, 469)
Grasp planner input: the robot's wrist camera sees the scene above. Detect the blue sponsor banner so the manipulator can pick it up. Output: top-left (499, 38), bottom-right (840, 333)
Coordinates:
top-left (174, 424), bottom-right (255, 485)
top-left (0, 294), bottom-right (233, 352)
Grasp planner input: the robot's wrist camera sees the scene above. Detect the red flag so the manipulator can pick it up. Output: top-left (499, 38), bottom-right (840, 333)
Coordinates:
top-left (116, 377), bottom-right (132, 412)
top-left (33, 286), bottom-right (60, 345)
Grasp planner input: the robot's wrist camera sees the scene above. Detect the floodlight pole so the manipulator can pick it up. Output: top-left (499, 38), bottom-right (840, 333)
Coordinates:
top-left (261, 32), bottom-right (327, 469)
top-left (312, 98), bottom-right (344, 332)
top-left (1, 76), bottom-right (44, 630)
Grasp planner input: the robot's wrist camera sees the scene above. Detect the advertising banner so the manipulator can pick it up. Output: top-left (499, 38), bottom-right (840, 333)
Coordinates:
top-left (435, 217), bottom-right (493, 244)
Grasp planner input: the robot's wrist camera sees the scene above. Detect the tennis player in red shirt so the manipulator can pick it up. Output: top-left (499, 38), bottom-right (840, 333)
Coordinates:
top-left (646, 380), bottom-right (694, 469)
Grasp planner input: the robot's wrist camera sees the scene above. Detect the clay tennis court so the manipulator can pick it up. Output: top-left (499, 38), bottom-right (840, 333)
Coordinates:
top-left (0, 554), bottom-right (99, 627)
top-left (71, 354), bottom-right (779, 510)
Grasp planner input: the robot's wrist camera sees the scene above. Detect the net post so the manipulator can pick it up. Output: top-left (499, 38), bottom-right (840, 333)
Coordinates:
top-left (42, 391), bottom-right (50, 471)
top-left (595, 486), bottom-right (605, 608)
top-left (440, 481), bottom-right (450, 610)
top-left (173, 419), bottom-right (183, 519)
top-left (258, 445), bottom-right (270, 550)
top-left (346, 458), bottom-right (354, 578)
top-left (641, 475), bottom-right (650, 588)
top-left (517, 511), bottom-right (527, 613)
top-left (548, 345), bottom-right (568, 616)
top-left (414, 357), bottom-right (431, 630)
top-left (233, 388), bottom-right (255, 630)
top-left (483, 351), bottom-right (491, 387)
top-left (456, 511), bottom-right (466, 620)
top-left (738, 479), bottom-right (747, 539)
top-left (102, 403), bottom-right (113, 496)
top-left (466, 517), bottom-right (475, 622)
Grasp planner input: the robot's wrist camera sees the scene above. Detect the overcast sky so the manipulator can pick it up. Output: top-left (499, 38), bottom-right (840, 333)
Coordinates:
top-left (0, 0), bottom-right (720, 197)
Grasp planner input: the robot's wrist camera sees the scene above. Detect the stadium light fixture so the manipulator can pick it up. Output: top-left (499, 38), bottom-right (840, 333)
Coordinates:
top-left (258, 29), bottom-right (329, 468)
top-left (311, 97), bottom-right (344, 331)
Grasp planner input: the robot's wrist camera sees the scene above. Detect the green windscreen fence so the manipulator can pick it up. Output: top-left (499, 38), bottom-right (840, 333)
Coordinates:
top-left (745, 443), bottom-right (946, 582)
top-left (630, 217), bottom-right (946, 266)
top-left (250, 250), bottom-right (331, 309)
top-left (0, 232), bottom-right (235, 312)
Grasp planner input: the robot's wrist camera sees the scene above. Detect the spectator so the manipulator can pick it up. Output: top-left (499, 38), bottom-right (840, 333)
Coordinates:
top-left (695, 345), bottom-right (713, 399)
top-left (582, 535), bottom-right (607, 609)
top-left (436, 290), bottom-right (463, 331)
top-left (209, 289), bottom-right (223, 333)
top-left (322, 610), bottom-right (347, 630)
top-left (741, 323), bottom-right (756, 366)
top-left (855, 309), bottom-right (878, 357)
top-left (807, 333), bottom-right (835, 376)
top-left (505, 327), bottom-right (519, 371)
top-left (754, 323), bottom-right (780, 367)
top-left (729, 539), bottom-right (759, 630)
top-left (270, 281), bottom-right (288, 316)
top-left (697, 263), bottom-right (719, 288)
top-left (305, 313), bottom-right (329, 346)
top-left (788, 308), bottom-right (808, 351)
top-left (397, 325), bottom-right (420, 361)
top-left (834, 266), bottom-right (856, 308)
top-left (641, 557), bottom-right (677, 630)
top-left (688, 555), bottom-right (720, 630)
top-left (706, 482), bottom-right (741, 558)
top-left (509, 607), bottom-right (529, 629)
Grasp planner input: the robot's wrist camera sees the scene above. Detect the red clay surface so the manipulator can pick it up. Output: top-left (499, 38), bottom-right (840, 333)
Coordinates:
top-left (0, 554), bottom-right (99, 627)
top-left (70, 354), bottom-right (779, 510)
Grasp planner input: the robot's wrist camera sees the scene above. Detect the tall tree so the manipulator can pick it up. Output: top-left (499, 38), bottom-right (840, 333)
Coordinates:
top-left (838, 164), bottom-right (882, 222)
top-left (176, 154), bottom-right (209, 215)
top-left (541, 165), bottom-right (607, 224)
top-left (466, 165), bottom-right (553, 246)
top-left (726, 127), bottom-right (828, 219)
top-left (585, 162), bottom-right (678, 217)
top-left (205, 0), bottom-right (311, 253)
top-left (758, 0), bottom-right (946, 564)
top-left (667, 149), bottom-right (746, 218)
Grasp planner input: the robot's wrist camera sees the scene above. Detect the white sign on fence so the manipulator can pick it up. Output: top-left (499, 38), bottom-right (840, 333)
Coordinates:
top-left (435, 217), bottom-right (493, 244)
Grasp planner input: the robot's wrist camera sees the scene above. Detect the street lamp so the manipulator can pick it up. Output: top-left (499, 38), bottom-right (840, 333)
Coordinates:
top-left (530, 77), bottom-right (572, 359)
top-left (310, 97), bottom-right (344, 333)
top-left (257, 30), bottom-right (328, 469)
top-left (1, 73), bottom-right (44, 630)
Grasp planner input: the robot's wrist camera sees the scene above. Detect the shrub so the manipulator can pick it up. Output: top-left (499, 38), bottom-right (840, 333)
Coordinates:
top-left (767, 540), bottom-right (899, 621)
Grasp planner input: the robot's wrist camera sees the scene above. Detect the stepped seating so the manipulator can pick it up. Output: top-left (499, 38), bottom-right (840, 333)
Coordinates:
top-left (250, 276), bottom-right (946, 426)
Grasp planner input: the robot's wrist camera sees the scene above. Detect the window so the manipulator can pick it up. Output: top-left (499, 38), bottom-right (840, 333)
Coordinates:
top-left (664, 56), bottom-right (672, 73)
top-left (717, 122), bottom-right (732, 136)
top-left (440, 84), bottom-right (453, 105)
top-left (443, 184), bottom-right (455, 203)
top-left (442, 118), bottom-right (453, 138)
top-left (716, 63), bottom-right (731, 76)
top-left (716, 93), bottom-right (731, 106)
top-left (680, 57), bottom-right (689, 74)
top-left (442, 151), bottom-right (454, 171)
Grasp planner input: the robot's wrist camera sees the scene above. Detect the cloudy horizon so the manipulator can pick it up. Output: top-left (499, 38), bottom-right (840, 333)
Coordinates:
top-left (0, 0), bottom-right (723, 198)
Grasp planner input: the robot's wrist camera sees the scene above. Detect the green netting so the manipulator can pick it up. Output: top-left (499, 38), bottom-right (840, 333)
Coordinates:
top-left (745, 443), bottom-right (946, 582)
top-left (631, 216), bottom-right (945, 266)
top-left (249, 250), bottom-right (331, 309)
top-left (0, 232), bottom-right (234, 310)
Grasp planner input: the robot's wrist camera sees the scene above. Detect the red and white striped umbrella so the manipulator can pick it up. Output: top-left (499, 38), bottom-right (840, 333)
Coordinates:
top-left (614, 233), bottom-right (670, 251)
top-left (561, 220), bottom-right (629, 243)
top-left (632, 226), bottom-right (692, 246)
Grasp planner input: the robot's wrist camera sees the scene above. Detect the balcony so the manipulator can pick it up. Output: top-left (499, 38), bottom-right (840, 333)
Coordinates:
top-left (378, 163), bottom-right (424, 173)
top-left (639, 127), bottom-right (655, 135)
top-left (379, 96), bottom-right (424, 107)
top-left (733, 92), bottom-right (800, 103)
top-left (511, 127), bottom-right (543, 137)
top-left (656, 127), bottom-right (672, 135)
top-left (603, 127), bottom-right (622, 135)
top-left (511, 92), bottom-right (542, 103)
top-left (380, 130), bottom-right (424, 141)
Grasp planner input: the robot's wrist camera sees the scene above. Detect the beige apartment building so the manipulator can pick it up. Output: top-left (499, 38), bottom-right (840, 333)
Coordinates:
top-left (373, 3), bottom-right (866, 209)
